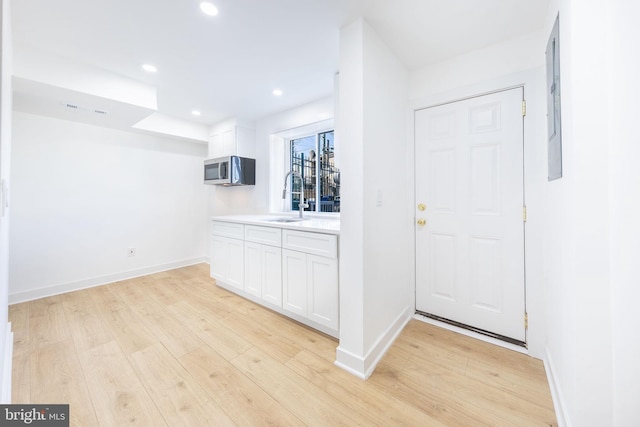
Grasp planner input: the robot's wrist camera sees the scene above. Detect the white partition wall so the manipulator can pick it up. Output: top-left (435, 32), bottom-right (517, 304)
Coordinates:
top-left (336, 18), bottom-right (413, 378)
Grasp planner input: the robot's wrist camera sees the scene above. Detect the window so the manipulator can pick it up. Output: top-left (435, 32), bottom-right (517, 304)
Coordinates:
top-left (289, 130), bottom-right (340, 213)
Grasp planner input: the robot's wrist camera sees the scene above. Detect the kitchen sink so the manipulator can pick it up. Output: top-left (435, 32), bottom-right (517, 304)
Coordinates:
top-left (265, 217), bottom-right (309, 223)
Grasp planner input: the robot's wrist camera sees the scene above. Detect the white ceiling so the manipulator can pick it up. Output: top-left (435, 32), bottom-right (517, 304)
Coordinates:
top-left (11, 0), bottom-right (549, 127)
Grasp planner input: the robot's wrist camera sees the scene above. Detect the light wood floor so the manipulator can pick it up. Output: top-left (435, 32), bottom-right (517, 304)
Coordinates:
top-left (9, 263), bottom-right (557, 426)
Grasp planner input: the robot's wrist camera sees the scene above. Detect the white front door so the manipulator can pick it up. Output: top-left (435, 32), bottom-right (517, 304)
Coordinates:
top-left (415, 88), bottom-right (526, 342)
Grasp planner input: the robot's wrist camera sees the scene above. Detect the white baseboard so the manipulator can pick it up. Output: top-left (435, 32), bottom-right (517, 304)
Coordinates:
top-left (214, 279), bottom-right (339, 339)
top-left (545, 347), bottom-right (569, 427)
top-left (335, 306), bottom-right (412, 379)
top-left (8, 257), bottom-right (208, 304)
top-left (334, 347), bottom-right (367, 379)
top-left (1, 322), bottom-right (13, 404)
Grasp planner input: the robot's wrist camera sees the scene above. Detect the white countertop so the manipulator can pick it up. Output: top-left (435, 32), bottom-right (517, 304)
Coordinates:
top-left (211, 214), bottom-right (340, 235)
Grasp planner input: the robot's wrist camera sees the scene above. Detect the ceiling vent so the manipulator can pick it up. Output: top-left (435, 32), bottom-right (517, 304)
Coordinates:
top-left (62, 102), bottom-right (107, 115)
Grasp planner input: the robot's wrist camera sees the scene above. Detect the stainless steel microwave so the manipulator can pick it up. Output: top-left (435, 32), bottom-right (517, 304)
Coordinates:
top-left (204, 156), bottom-right (256, 186)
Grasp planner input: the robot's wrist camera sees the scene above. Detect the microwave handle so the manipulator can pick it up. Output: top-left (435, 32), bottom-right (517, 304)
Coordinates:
top-left (220, 161), bottom-right (228, 179)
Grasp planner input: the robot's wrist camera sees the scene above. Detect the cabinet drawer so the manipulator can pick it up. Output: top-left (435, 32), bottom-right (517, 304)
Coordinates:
top-left (245, 225), bottom-right (282, 246)
top-left (282, 230), bottom-right (337, 258)
top-left (211, 221), bottom-right (244, 239)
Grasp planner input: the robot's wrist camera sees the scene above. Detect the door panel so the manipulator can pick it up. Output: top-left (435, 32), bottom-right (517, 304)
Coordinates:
top-left (415, 88), bottom-right (525, 342)
top-left (469, 236), bottom-right (501, 311)
top-left (470, 144), bottom-right (500, 215)
top-left (431, 233), bottom-right (456, 301)
top-left (430, 149), bottom-right (456, 212)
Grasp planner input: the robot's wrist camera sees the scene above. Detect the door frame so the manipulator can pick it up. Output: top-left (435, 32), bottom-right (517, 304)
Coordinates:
top-left (408, 69), bottom-right (547, 358)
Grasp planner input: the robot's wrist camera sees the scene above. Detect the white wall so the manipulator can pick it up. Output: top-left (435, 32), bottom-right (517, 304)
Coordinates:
top-left (608, 2), bottom-right (640, 425)
top-left (361, 21), bottom-right (412, 354)
top-left (541, 0), bottom-right (640, 426)
top-left (337, 19), bottom-right (365, 370)
top-left (408, 32), bottom-right (549, 359)
top-left (0, 0), bottom-right (13, 402)
top-left (541, 1), bottom-right (619, 425)
top-left (206, 180), bottom-right (260, 217)
top-left (410, 30), bottom-right (545, 99)
top-left (336, 18), bottom-right (413, 378)
top-left (9, 112), bottom-right (208, 303)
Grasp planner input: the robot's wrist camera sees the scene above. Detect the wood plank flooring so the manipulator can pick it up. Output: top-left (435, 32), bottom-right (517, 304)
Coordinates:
top-left (9, 263), bottom-right (557, 426)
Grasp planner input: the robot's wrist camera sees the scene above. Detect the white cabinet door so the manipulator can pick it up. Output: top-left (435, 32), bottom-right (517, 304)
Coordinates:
top-left (307, 254), bottom-right (339, 330)
top-left (283, 248), bottom-right (339, 331)
top-left (226, 238), bottom-right (244, 290)
top-left (245, 241), bottom-right (282, 305)
top-left (262, 245), bottom-right (282, 307)
top-left (210, 234), bottom-right (244, 291)
top-left (208, 128), bottom-right (235, 158)
top-left (209, 133), bottom-right (221, 158)
top-left (208, 124), bottom-right (255, 158)
top-left (221, 128), bottom-right (236, 156)
top-left (244, 241), bottom-right (262, 298)
top-left (282, 249), bottom-right (307, 317)
top-left (210, 235), bottom-right (226, 280)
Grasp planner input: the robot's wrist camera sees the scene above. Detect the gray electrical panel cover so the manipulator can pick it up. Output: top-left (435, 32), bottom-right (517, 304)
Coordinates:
top-left (546, 15), bottom-right (562, 181)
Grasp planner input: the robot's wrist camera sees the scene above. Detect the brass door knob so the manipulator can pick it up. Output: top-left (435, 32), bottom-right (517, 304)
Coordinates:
top-left (417, 219), bottom-right (426, 226)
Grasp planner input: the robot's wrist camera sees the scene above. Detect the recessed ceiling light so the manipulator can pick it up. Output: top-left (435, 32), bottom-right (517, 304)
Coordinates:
top-left (192, 110), bottom-right (201, 116)
top-left (200, 2), bottom-right (218, 16)
top-left (142, 64), bottom-right (157, 73)
top-left (272, 89), bottom-right (283, 96)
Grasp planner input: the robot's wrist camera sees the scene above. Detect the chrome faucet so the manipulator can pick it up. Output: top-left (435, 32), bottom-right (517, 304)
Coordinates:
top-left (283, 170), bottom-right (308, 218)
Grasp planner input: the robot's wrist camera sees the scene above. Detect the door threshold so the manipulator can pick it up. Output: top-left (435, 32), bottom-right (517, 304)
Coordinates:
top-left (414, 312), bottom-right (528, 355)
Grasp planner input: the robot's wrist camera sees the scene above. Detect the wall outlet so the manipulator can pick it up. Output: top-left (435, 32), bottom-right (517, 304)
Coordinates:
top-left (127, 247), bottom-right (136, 257)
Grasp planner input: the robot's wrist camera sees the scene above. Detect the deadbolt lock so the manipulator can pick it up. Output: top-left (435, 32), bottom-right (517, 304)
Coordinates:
top-left (417, 203), bottom-right (426, 211)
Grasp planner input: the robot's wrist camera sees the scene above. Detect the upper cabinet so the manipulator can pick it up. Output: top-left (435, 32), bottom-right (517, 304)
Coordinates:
top-left (208, 119), bottom-right (256, 158)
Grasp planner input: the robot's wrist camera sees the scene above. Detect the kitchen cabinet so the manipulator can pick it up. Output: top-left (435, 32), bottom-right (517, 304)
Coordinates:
top-left (282, 230), bottom-right (339, 331)
top-left (208, 120), bottom-right (255, 158)
top-left (210, 219), bottom-right (339, 337)
top-left (210, 222), bottom-right (244, 290)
